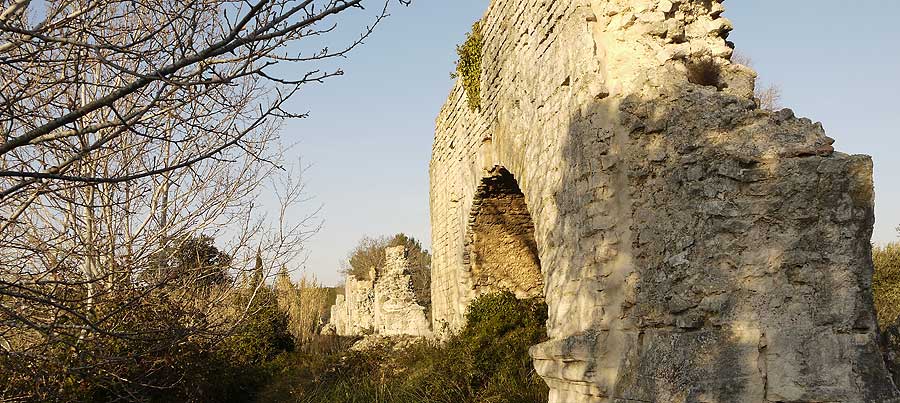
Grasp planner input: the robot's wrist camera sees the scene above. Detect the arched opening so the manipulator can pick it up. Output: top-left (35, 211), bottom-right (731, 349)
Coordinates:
top-left (464, 166), bottom-right (543, 299)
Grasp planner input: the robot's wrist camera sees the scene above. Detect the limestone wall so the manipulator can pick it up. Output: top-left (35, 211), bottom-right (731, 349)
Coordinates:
top-left (327, 246), bottom-right (431, 337)
top-left (430, 0), bottom-right (898, 401)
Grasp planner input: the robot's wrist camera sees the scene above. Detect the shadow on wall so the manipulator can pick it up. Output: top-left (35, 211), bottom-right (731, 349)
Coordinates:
top-left (465, 166), bottom-right (544, 300)
top-left (531, 70), bottom-right (898, 401)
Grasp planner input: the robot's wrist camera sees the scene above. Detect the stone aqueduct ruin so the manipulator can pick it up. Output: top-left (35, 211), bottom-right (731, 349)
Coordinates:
top-left (326, 0), bottom-right (900, 401)
top-left (427, 0), bottom-right (899, 402)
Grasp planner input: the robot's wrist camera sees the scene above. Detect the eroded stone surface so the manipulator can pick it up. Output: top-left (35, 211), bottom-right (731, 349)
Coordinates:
top-left (326, 246), bottom-right (431, 337)
top-left (429, 0), bottom-right (899, 401)
top-left (326, 271), bottom-right (375, 336)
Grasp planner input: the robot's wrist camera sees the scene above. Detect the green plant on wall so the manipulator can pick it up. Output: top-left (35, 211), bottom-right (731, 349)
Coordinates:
top-left (452, 21), bottom-right (483, 111)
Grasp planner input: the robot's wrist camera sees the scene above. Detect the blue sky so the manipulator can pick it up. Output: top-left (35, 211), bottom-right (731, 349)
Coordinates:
top-left (278, 1), bottom-right (900, 285)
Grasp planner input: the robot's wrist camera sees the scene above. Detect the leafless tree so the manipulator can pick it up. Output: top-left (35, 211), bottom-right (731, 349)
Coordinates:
top-left (755, 84), bottom-right (782, 111)
top-left (731, 51), bottom-right (782, 110)
top-left (0, 0), bottom-right (407, 399)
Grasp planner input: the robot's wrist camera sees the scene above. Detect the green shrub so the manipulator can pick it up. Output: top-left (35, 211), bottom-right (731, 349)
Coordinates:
top-left (221, 288), bottom-right (295, 367)
top-left (452, 21), bottom-right (484, 111)
top-left (454, 292), bottom-right (548, 401)
top-left (259, 292), bottom-right (549, 403)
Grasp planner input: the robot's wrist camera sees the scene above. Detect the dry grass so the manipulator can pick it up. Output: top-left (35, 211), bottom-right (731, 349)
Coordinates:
top-left (874, 243), bottom-right (900, 328)
top-left (275, 269), bottom-right (333, 346)
top-left (686, 58), bottom-right (721, 88)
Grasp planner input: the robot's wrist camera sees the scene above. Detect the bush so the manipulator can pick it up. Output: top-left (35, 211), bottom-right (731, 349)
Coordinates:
top-left (686, 57), bottom-right (721, 88)
top-left (342, 233), bottom-right (431, 308)
top-left (452, 21), bottom-right (483, 111)
top-left (222, 288), bottom-right (295, 367)
top-left (874, 243), bottom-right (900, 328)
top-left (259, 292), bottom-right (549, 403)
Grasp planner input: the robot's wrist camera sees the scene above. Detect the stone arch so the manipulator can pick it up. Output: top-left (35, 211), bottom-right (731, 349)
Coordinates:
top-left (463, 166), bottom-right (543, 299)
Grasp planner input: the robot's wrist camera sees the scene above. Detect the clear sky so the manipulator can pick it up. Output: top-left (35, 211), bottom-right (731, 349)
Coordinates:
top-left (278, 1), bottom-right (900, 286)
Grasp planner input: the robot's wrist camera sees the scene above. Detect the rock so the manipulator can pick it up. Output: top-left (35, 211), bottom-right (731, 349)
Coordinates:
top-left (658, 0), bottom-right (675, 14)
top-left (350, 335), bottom-right (424, 352)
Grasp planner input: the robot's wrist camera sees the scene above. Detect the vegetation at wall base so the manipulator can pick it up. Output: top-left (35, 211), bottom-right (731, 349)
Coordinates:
top-left (258, 292), bottom-right (549, 403)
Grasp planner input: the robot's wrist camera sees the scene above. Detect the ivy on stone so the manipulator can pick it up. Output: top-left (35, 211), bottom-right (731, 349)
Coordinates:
top-left (452, 21), bottom-right (484, 111)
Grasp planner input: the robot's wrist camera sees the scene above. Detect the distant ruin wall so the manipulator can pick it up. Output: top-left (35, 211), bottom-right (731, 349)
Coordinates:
top-left (429, 0), bottom-right (899, 401)
top-left (327, 272), bottom-right (376, 336)
top-left (326, 246), bottom-right (431, 338)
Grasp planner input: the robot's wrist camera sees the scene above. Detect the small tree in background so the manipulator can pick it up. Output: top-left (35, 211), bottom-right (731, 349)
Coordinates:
top-left (731, 51), bottom-right (783, 110)
top-left (343, 233), bottom-right (431, 280)
top-left (344, 236), bottom-right (389, 280)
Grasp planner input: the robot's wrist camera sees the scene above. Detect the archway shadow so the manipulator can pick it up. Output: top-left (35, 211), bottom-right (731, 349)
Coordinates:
top-left (464, 166), bottom-right (544, 300)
